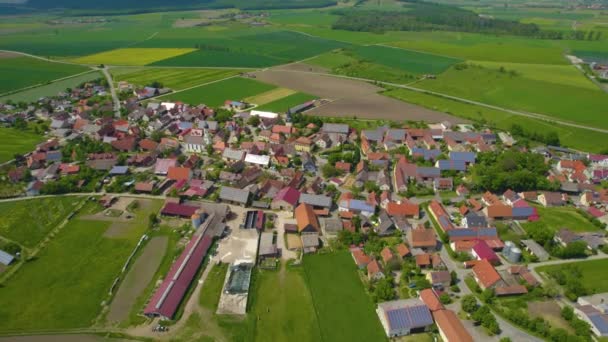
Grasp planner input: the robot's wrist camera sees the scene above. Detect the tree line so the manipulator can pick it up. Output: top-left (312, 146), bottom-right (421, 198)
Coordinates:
top-left (332, 2), bottom-right (602, 40)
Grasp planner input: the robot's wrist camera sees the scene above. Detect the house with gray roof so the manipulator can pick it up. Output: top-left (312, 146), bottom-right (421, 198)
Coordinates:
top-left (222, 148), bottom-right (246, 162)
top-left (0, 250), bottom-right (14, 266)
top-left (321, 123), bottom-right (349, 135)
top-left (219, 186), bottom-right (250, 206)
top-left (299, 193), bottom-right (332, 209)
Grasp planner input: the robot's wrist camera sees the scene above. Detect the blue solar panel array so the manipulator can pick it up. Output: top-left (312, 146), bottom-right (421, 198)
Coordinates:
top-left (448, 228), bottom-right (497, 238)
top-left (437, 159), bottom-right (467, 171)
top-left (589, 315), bottom-right (608, 334)
top-left (387, 305), bottom-right (433, 331)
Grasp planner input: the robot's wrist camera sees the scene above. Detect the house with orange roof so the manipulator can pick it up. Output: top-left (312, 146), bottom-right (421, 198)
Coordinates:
top-left (415, 253), bottom-right (431, 268)
top-left (396, 243), bottom-right (411, 258)
top-left (419, 289), bottom-right (444, 312)
top-left (386, 201), bottom-right (420, 219)
top-left (472, 259), bottom-right (502, 290)
top-left (380, 247), bottom-right (397, 268)
top-left (167, 167), bottom-right (192, 181)
top-left (367, 259), bottom-right (384, 281)
top-left (433, 309), bottom-right (473, 342)
top-left (294, 136), bottom-right (312, 152)
top-left (295, 203), bottom-right (320, 233)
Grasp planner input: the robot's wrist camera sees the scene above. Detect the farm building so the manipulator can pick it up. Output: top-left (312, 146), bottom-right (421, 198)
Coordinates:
top-left (161, 202), bottom-right (199, 218)
top-left (258, 232), bottom-right (277, 258)
top-left (144, 234), bottom-right (213, 319)
top-left (376, 299), bottom-right (433, 337)
top-left (433, 309), bottom-right (473, 342)
top-left (219, 186), bottom-right (250, 206)
top-left (295, 203), bottom-right (320, 233)
top-left (0, 250), bottom-right (14, 266)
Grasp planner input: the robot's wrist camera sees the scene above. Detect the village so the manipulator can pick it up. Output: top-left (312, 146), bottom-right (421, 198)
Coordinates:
top-left (1, 77), bottom-right (608, 342)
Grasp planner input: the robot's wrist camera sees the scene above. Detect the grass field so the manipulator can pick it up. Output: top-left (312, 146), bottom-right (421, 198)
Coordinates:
top-left (0, 56), bottom-right (89, 94)
top-left (0, 197), bottom-right (84, 248)
top-left (416, 62), bottom-right (608, 129)
top-left (537, 259), bottom-right (608, 294)
top-left (255, 92), bottom-right (317, 112)
top-left (0, 198), bottom-right (161, 332)
top-left (158, 77), bottom-right (276, 107)
top-left (151, 49), bottom-right (285, 68)
top-left (0, 128), bottom-right (44, 162)
top-left (0, 71), bottom-right (102, 103)
top-left (352, 45), bottom-right (462, 75)
top-left (303, 252), bottom-right (386, 342)
top-left (73, 48), bottom-right (196, 66)
top-left (189, 262), bottom-right (321, 341)
top-left (112, 67), bottom-right (241, 90)
top-left (523, 205), bottom-right (599, 234)
top-left (382, 88), bottom-right (608, 153)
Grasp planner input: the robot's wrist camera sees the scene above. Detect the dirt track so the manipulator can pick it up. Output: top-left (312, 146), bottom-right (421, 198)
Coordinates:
top-left (106, 236), bottom-right (169, 323)
top-left (252, 68), bottom-right (468, 123)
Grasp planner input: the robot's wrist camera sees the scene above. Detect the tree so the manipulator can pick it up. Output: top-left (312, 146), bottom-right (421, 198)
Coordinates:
top-left (561, 305), bottom-right (574, 321)
top-left (471, 305), bottom-right (490, 323)
top-left (439, 293), bottom-right (452, 304)
top-left (461, 294), bottom-right (478, 314)
top-left (247, 115), bottom-right (260, 126)
top-left (481, 288), bottom-right (495, 304)
top-left (14, 117), bottom-right (27, 130)
top-left (373, 278), bottom-right (394, 302)
top-left (414, 278), bottom-right (432, 290)
top-left (450, 270), bottom-right (458, 285)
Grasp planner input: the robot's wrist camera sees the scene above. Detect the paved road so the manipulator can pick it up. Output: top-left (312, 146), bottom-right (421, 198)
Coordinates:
top-left (100, 67), bottom-right (121, 118)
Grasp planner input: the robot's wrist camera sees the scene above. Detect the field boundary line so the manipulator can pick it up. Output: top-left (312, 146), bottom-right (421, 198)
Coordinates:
top-left (373, 43), bottom-right (462, 60)
top-left (262, 68), bottom-right (608, 134)
top-left (149, 74), bottom-right (241, 102)
top-left (300, 260), bottom-right (326, 342)
top-left (0, 69), bottom-right (99, 98)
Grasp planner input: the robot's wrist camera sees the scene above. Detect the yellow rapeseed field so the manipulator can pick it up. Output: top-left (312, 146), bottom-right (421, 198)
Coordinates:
top-left (72, 48), bottom-right (196, 66)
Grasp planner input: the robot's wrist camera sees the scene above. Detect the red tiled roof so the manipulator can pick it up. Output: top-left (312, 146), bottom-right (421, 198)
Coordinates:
top-left (396, 243), bottom-right (410, 257)
top-left (335, 162), bottom-right (351, 172)
top-left (411, 228), bottom-right (437, 248)
top-left (420, 289), bottom-right (444, 312)
top-left (160, 202), bottom-right (198, 217)
top-left (167, 167), bottom-right (191, 181)
top-left (295, 203), bottom-right (320, 232)
top-left (352, 248), bottom-right (371, 266)
top-left (415, 253), bottom-right (431, 266)
top-left (386, 201), bottom-right (419, 217)
top-left (472, 259), bottom-right (501, 289)
top-left (367, 259), bottom-right (382, 275)
top-left (380, 247), bottom-right (394, 263)
top-left (139, 139), bottom-right (158, 151)
top-left (144, 234), bottom-right (212, 318)
top-left (472, 240), bottom-right (499, 263)
top-left (273, 186), bottom-right (301, 206)
top-left (432, 309), bottom-right (473, 342)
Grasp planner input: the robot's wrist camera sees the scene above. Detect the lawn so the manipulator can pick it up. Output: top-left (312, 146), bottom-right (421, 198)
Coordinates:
top-left (255, 92), bottom-right (317, 112)
top-left (187, 262), bottom-right (321, 342)
top-left (244, 87), bottom-right (296, 106)
top-left (352, 45), bottom-right (462, 75)
top-left (72, 48), bottom-right (196, 66)
top-left (537, 259), bottom-right (608, 294)
top-left (0, 71), bottom-right (102, 103)
top-left (303, 252), bottom-right (386, 342)
top-left (0, 196), bottom-right (84, 248)
top-left (382, 88), bottom-right (608, 153)
top-left (157, 77), bottom-right (276, 107)
top-left (0, 127), bottom-right (45, 163)
top-left (415, 62), bottom-right (608, 129)
top-left (0, 198), bottom-right (161, 332)
top-left (112, 67), bottom-right (241, 90)
top-left (523, 205), bottom-right (599, 233)
top-left (0, 56), bottom-right (89, 94)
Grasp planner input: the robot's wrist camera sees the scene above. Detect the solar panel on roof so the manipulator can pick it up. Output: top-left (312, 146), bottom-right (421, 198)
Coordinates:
top-left (387, 309), bottom-right (411, 330)
top-left (408, 305), bottom-right (434, 327)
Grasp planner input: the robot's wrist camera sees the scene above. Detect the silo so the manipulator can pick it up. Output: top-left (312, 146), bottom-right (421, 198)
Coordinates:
top-left (503, 241), bottom-right (514, 259)
top-left (507, 247), bottom-right (522, 263)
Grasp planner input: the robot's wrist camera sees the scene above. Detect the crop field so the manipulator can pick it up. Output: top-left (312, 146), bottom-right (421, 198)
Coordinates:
top-left (0, 71), bottom-right (102, 103)
top-left (151, 49), bottom-right (285, 68)
top-left (303, 252), bottom-right (386, 342)
top-left (574, 50), bottom-right (608, 63)
top-left (256, 92), bottom-right (317, 112)
top-left (0, 56), bottom-right (89, 94)
top-left (383, 87), bottom-right (608, 153)
top-left (0, 197), bottom-right (84, 248)
top-left (0, 198), bottom-right (161, 332)
top-left (523, 205), bottom-right (599, 234)
top-left (352, 45), bottom-right (462, 75)
top-left (416, 62), bottom-right (608, 129)
top-left (244, 87), bottom-right (296, 105)
top-left (0, 128), bottom-right (45, 162)
top-left (112, 67), bottom-right (241, 90)
top-left (537, 259), bottom-right (608, 294)
top-left (72, 48), bottom-right (196, 66)
top-left (158, 76), bottom-right (276, 107)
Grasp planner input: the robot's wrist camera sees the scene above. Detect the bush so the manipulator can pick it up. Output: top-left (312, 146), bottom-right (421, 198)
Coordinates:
top-left (461, 294), bottom-right (478, 314)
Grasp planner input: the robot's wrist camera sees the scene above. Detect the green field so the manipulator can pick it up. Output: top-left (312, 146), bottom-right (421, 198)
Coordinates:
top-left (537, 259), bottom-right (608, 294)
top-left (255, 92), bottom-right (317, 112)
top-left (416, 62), bottom-right (608, 129)
top-left (303, 252), bottom-right (386, 342)
top-left (383, 87), bottom-right (608, 153)
top-left (0, 128), bottom-right (45, 162)
top-left (352, 45), bottom-right (462, 75)
top-left (0, 197), bottom-right (84, 248)
top-left (113, 67), bottom-right (241, 90)
top-left (0, 56), bottom-right (89, 94)
top-left (523, 205), bottom-right (600, 234)
top-left (0, 198), bottom-right (161, 332)
top-left (0, 71), bottom-right (102, 103)
top-left (158, 77), bottom-right (276, 107)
